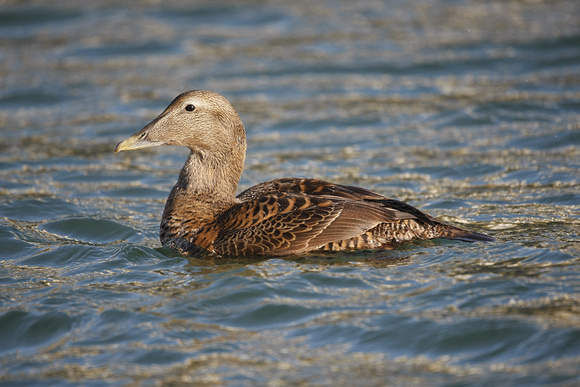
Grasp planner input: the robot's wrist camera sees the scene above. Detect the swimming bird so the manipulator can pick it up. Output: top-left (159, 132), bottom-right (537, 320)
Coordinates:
top-left (114, 90), bottom-right (494, 257)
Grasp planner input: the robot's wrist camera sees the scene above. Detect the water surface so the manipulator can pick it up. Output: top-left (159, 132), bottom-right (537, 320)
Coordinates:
top-left (1, 0), bottom-right (579, 385)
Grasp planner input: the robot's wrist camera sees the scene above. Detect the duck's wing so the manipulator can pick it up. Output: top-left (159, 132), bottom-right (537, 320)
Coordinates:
top-left (261, 178), bottom-right (495, 242)
top-left (237, 177), bottom-right (440, 225)
top-left (194, 193), bottom-right (416, 257)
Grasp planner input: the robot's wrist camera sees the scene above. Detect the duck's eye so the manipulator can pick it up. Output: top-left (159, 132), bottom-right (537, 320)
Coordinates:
top-left (185, 104), bottom-right (195, 112)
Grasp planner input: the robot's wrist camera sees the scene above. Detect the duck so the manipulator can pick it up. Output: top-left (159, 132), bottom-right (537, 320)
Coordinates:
top-left (114, 90), bottom-right (494, 257)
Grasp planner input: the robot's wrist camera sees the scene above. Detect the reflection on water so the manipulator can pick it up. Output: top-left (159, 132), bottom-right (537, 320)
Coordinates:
top-left (1, 0), bottom-right (579, 385)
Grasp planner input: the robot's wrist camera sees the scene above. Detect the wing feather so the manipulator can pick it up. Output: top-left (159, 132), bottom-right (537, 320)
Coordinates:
top-left (237, 177), bottom-right (387, 201)
top-left (190, 178), bottom-right (464, 257)
top-left (196, 193), bottom-right (406, 256)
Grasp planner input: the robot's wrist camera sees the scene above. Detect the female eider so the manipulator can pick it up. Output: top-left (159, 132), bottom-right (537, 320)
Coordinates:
top-left (115, 90), bottom-right (494, 256)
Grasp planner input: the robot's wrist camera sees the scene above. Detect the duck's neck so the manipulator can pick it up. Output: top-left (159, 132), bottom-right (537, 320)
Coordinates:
top-left (160, 148), bottom-right (245, 244)
top-left (178, 149), bottom-right (243, 200)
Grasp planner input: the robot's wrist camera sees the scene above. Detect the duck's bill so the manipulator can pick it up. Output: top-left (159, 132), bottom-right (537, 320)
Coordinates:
top-left (114, 133), bottom-right (167, 153)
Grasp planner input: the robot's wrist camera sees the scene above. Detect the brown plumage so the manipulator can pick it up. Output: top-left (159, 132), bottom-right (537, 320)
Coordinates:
top-left (114, 90), bottom-right (494, 257)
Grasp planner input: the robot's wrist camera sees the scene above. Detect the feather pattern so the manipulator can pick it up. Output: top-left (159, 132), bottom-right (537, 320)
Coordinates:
top-left (114, 90), bottom-right (495, 257)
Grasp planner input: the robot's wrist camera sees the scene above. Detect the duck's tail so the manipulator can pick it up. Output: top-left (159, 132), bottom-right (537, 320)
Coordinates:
top-left (436, 222), bottom-right (496, 243)
top-left (443, 229), bottom-right (496, 243)
top-left (370, 198), bottom-right (496, 244)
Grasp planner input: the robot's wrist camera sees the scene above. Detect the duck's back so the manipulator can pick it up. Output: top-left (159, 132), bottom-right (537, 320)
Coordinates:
top-left (187, 178), bottom-right (494, 256)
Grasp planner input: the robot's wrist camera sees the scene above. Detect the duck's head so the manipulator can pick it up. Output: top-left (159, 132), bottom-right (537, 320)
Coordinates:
top-left (114, 90), bottom-right (246, 156)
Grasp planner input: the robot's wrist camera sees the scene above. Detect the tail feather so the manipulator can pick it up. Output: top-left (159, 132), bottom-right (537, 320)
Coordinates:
top-left (441, 227), bottom-right (496, 243)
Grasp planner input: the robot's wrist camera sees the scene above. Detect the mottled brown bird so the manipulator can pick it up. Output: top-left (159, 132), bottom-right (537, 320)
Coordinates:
top-left (115, 90), bottom-right (494, 257)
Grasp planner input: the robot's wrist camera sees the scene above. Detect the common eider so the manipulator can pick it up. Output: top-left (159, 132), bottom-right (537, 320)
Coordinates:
top-left (114, 90), bottom-right (494, 257)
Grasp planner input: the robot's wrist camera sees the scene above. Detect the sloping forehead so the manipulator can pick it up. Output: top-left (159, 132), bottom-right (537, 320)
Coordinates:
top-left (169, 90), bottom-right (235, 112)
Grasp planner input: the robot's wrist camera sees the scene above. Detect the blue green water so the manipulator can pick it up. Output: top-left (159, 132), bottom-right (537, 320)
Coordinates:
top-left (1, 1), bottom-right (579, 385)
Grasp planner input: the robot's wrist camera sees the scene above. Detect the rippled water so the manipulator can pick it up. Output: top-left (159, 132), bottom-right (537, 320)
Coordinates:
top-left (1, 0), bottom-right (579, 385)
